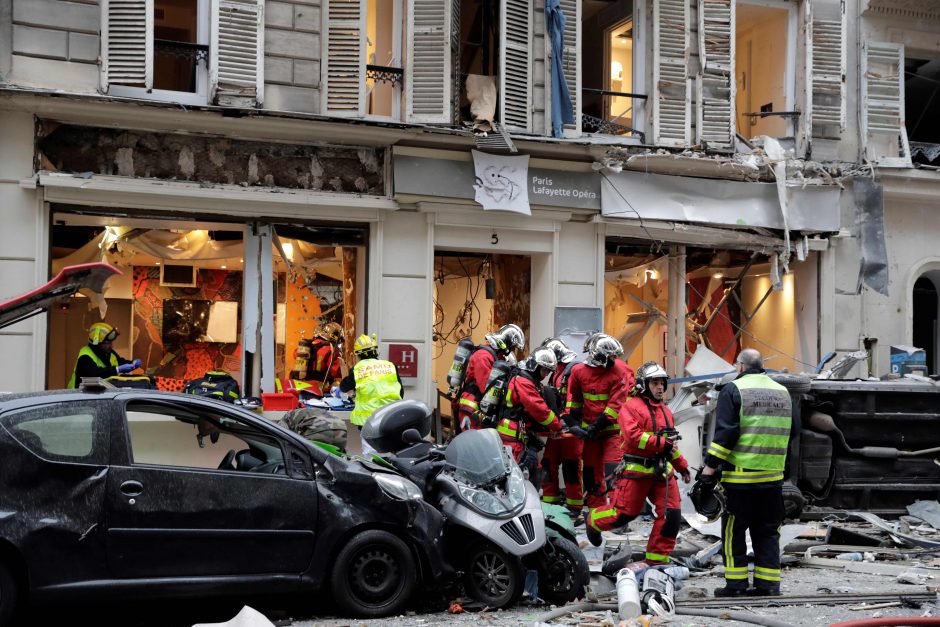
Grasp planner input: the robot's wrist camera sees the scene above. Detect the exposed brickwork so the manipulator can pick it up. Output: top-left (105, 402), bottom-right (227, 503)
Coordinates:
top-left (38, 123), bottom-right (385, 195)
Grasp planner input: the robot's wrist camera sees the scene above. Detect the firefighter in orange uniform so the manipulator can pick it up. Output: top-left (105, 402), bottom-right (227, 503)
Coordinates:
top-left (457, 324), bottom-right (525, 430)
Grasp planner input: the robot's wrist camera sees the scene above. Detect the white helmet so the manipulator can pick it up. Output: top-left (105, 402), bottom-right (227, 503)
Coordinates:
top-left (486, 323), bottom-right (525, 353)
top-left (542, 337), bottom-right (577, 364)
top-left (521, 347), bottom-right (557, 373)
top-left (586, 334), bottom-right (624, 367)
top-left (634, 361), bottom-right (669, 395)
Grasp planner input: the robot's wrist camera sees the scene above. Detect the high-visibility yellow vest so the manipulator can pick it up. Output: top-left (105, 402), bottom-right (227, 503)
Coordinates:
top-left (709, 373), bottom-right (792, 484)
top-left (350, 359), bottom-right (402, 426)
top-left (68, 345), bottom-right (118, 389)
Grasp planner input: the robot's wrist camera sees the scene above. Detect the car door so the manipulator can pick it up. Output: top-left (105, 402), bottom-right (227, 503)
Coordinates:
top-left (104, 397), bottom-right (318, 578)
top-left (0, 399), bottom-right (111, 590)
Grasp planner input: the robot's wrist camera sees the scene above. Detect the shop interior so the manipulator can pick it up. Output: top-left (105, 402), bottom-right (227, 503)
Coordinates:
top-left (48, 210), bottom-right (366, 395)
top-left (604, 240), bottom-right (803, 374)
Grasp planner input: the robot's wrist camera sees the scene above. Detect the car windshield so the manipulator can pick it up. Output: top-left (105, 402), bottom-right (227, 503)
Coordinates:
top-left (444, 428), bottom-right (511, 487)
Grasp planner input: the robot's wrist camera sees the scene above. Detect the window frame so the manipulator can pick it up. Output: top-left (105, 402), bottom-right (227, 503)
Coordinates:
top-left (364, 0), bottom-right (405, 121)
top-left (107, 0), bottom-right (211, 106)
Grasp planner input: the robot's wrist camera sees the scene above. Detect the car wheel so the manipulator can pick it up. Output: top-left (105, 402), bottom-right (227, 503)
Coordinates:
top-left (330, 530), bottom-right (416, 617)
top-left (463, 541), bottom-right (522, 609)
top-left (535, 535), bottom-right (589, 606)
top-left (782, 481), bottom-right (806, 520)
top-left (770, 373), bottom-right (812, 394)
top-left (0, 559), bottom-right (18, 626)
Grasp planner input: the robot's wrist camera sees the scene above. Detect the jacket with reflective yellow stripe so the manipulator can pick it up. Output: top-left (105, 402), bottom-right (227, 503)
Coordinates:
top-left (564, 360), bottom-right (632, 431)
top-left (500, 371), bottom-right (563, 441)
top-left (618, 395), bottom-right (690, 477)
top-left (704, 370), bottom-right (792, 486)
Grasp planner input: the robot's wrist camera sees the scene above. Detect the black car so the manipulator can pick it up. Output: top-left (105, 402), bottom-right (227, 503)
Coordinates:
top-left (0, 382), bottom-right (454, 625)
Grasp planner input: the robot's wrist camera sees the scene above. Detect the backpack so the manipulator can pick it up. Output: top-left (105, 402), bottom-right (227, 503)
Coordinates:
top-left (456, 344), bottom-right (498, 399)
top-left (184, 370), bottom-right (241, 403)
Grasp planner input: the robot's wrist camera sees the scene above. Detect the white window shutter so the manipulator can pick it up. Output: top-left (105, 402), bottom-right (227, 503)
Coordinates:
top-left (406, 0), bottom-right (453, 123)
top-left (696, 0), bottom-right (735, 150)
top-left (652, 0), bottom-right (691, 146)
top-left (861, 41), bottom-right (911, 167)
top-left (101, 0), bottom-right (153, 90)
top-left (560, 0), bottom-right (580, 133)
top-left (500, 0), bottom-right (533, 132)
top-left (210, 0), bottom-right (264, 108)
top-left (322, 0), bottom-right (367, 117)
top-left (809, 0), bottom-right (845, 139)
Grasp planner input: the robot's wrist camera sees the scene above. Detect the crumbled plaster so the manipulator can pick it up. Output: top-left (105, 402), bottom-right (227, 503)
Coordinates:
top-left (37, 122), bottom-right (386, 195)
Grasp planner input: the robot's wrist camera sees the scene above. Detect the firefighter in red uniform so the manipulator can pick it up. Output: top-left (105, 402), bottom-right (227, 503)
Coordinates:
top-left (586, 362), bottom-right (692, 561)
top-left (539, 337), bottom-right (585, 517)
top-left (497, 347), bottom-right (564, 482)
top-left (308, 322), bottom-right (345, 390)
top-left (564, 334), bottom-right (634, 511)
top-left (457, 323), bottom-right (525, 430)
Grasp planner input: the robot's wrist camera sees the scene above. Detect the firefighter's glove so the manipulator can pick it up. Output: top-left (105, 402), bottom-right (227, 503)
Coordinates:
top-left (693, 471), bottom-right (718, 497)
top-left (567, 426), bottom-right (590, 439)
top-left (561, 412), bottom-right (579, 429)
top-left (659, 436), bottom-right (675, 455)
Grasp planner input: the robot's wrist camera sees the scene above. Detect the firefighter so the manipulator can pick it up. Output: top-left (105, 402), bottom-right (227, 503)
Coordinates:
top-left (340, 333), bottom-right (404, 456)
top-left (697, 348), bottom-right (792, 597)
top-left (68, 322), bottom-right (140, 388)
top-left (457, 323), bottom-right (525, 430)
top-left (564, 334), bottom-right (634, 511)
top-left (309, 322), bottom-right (345, 391)
top-left (539, 337), bottom-right (585, 518)
top-left (586, 362), bottom-right (692, 562)
top-left (496, 346), bottom-right (564, 483)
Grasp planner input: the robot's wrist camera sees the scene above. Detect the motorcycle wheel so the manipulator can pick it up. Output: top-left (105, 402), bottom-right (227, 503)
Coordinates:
top-left (536, 535), bottom-right (589, 606)
top-left (463, 541), bottom-right (522, 608)
top-left (330, 529), bottom-right (417, 617)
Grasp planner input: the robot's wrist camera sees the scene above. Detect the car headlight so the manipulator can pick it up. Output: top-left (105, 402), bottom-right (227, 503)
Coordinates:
top-left (374, 473), bottom-right (424, 501)
top-left (458, 483), bottom-right (508, 515)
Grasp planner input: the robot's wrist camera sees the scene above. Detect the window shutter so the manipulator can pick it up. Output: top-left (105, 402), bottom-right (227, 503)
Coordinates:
top-left (210, 0), bottom-right (264, 108)
top-left (101, 0), bottom-right (153, 90)
top-left (559, 0), bottom-right (580, 133)
top-left (861, 41), bottom-right (911, 166)
top-left (406, 0), bottom-right (453, 123)
top-left (500, 0), bottom-right (533, 132)
top-left (322, 0), bottom-right (367, 117)
top-left (696, 0), bottom-right (735, 150)
top-left (809, 1), bottom-right (845, 139)
top-left (652, 0), bottom-right (691, 146)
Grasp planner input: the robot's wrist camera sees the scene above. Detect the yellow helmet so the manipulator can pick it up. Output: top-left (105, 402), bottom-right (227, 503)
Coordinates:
top-left (354, 333), bottom-right (378, 357)
top-left (88, 322), bottom-right (118, 345)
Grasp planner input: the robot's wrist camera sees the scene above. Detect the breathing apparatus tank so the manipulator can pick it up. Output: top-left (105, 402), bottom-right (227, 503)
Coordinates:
top-left (478, 359), bottom-right (514, 419)
top-left (447, 338), bottom-right (476, 391)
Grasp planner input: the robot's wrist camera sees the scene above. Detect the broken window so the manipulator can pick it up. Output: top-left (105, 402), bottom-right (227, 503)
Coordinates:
top-left (861, 41), bottom-right (911, 166)
top-left (101, 0), bottom-right (263, 107)
top-left (906, 56), bottom-right (940, 164)
top-left (581, 1), bottom-right (643, 138)
top-left (734, 0), bottom-right (796, 142)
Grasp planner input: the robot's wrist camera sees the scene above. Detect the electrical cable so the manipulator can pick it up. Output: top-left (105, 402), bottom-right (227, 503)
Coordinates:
top-left (597, 171), bottom-right (664, 254)
top-left (432, 255), bottom-right (488, 358)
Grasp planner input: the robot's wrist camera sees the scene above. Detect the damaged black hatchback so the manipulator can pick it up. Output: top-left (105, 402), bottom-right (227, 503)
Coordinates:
top-left (0, 384), bottom-right (452, 625)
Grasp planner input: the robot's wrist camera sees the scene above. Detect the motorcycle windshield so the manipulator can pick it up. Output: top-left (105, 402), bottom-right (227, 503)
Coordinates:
top-left (445, 428), bottom-right (511, 486)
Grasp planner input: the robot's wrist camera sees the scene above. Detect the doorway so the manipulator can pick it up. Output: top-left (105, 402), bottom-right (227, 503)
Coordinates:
top-left (913, 275), bottom-right (938, 374)
top-left (431, 251), bottom-right (532, 434)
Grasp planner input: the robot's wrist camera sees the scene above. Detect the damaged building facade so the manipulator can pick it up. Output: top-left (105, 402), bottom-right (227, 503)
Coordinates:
top-left (0, 0), bottom-right (936, 401)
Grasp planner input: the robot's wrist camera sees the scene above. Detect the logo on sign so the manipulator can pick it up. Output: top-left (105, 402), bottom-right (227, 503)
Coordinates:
top-left (389, 344), bottom-right (419, 379)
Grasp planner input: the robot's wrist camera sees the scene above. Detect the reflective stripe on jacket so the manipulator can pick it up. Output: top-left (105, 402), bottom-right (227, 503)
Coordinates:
top-left (68, 345), bottom-right (118, 388)
top-left (618, 395), bottom-right (689, 478)
top-left (350, 359), bottom-right (403, 426)
top-left (499, 373), bottom-right (563, 442)
top-left (458, 347), bottom-right (496, 414)
top-left (707, 373), bottom-right (792, 484)
top-left (564, 360), bottom-right (631, 433)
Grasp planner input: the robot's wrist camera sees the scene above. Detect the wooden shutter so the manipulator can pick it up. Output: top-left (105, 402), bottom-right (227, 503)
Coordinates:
top-left (322, 0), bottom-right (367, 117)
top-left (652, 0), bottom-right (691, 146)
top-left (406, 0), bottom-right (453, 123)
top-left (101, 0), bottom-right (153, 90)
top-left (500, 0), bottom-right (533, 132)
top-left (696, 0), bottom-right (735, 150)
top-left (559, 0), bottom-right (580, 132)
top-left (210, 0), bottom-right (264, 107)
top-left (861, 41), bottom-right (911, 166)
top-left (809, 0), bottom-right (845, 139)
